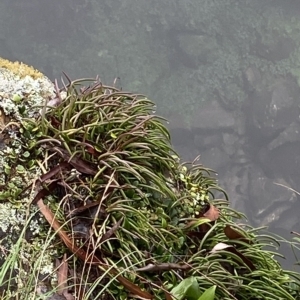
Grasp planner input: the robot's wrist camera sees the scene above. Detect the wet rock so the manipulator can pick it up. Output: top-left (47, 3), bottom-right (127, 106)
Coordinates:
top-left (269, 78), bottom-right (299, 117)
top-left (170, 127), bottom-right (194, 146)
top-left (0, 59), bottom-right (57, 298)
top-left (248, 78), bottom-right (300, 139)
top-left (219, 164), bottom-right (249, 213)
top-left (194, 132), bottom-right (221, 150)
top-left (222, 132), bottom-right (239, 156)
top-left (247, 165), bottom-right (297, 228)
top-left (200, 147), bottom-right (230, 171)
top-left (259, 141), bottom-right (300, 181)
top-left (251, 32), bottom-right (296, 62)
top-left (243, 66), bottom-right (262, 93)
top-left (189, 100), bottom-right (235, 130)
top-left (267, 121), bottom-right (300, 151)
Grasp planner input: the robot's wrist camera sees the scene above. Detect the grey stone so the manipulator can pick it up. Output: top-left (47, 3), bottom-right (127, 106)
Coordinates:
top-left (247, 165), bottom-right (297, 228)
top-left (190, 100), bottom-right (235, 130)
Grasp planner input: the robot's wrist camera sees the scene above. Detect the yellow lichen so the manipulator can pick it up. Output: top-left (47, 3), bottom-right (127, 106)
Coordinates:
top-left (0, 57), bottom-right (44, 79)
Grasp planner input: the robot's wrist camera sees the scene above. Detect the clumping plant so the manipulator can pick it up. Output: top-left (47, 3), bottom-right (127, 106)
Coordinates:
top-left (0, 60), bottom-right (300, 299)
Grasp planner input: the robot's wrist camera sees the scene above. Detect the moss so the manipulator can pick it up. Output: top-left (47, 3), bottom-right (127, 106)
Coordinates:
top-left (0, 57), bottom-right (44, 79)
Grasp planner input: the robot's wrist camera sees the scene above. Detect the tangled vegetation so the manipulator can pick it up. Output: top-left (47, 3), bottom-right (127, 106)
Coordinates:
top-left (1, 71), bottom-right (300, 299)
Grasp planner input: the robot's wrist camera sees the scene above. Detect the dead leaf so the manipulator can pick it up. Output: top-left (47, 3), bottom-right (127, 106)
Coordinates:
top-left (39, 162), bottom-right (70, 182)
top-left (164, 290), bottom-right (173, 300)
top-left (100, 217), bottom-right (123, 243)
top-left (185, 204), bottom-right (219, 238)
top-left (210, 242), bottom-right (255, 271)
top-left (210, 242), bottom-right (232, 253)
top-left (49, 146), bottom-right (98, 175)
top-left (22, 163), bottom-right (69, 196)
top-left (68, 200), bottom-right (106, 217)
top-left (224, 225), bottom-right (251, 244)
top-left (203, 204), bottom-right (220, 221)
top-left (49, 116), bottom-right (62, 129)
top-left (31, 180), bottom-right (59, 204)
top-left (56, 254), bottom-right (68, 295)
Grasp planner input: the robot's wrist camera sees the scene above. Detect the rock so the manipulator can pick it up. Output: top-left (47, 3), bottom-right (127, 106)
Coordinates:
top-left (222, 132), bottom-right (239, 156)
top-left (243, 66), bottom-right (262, 93)
top-left (194, 132), bottom-right (221, 150)
top-left (200, 147), bottom-right (230, 171)
top-left (220, 164), bottom-right (250, 212)
top-left (267, 121), bottom-right (300, 151)
top-left (190, 100), bottom-right (235, 130)
top-left (248, 77), bottom-right (300, 139)
top-left (269, 78), bottom-right (299, 117)
top-left (251, 32), bottom-right (296, 62)
top-left (247, 165), bottom-right (297, 228)
top-left (260, 141), bottom-right (300, 178)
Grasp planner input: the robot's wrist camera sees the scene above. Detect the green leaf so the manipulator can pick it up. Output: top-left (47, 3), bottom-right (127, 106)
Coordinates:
top-left (197, 286), bottom-right (216, 300)
top-left (16, 165), bottom-right (26, 174)
top-left (183, 217), bottom-right (211, 231)
top-left (110, 132), bottom-right (117, 139)
top-left (12, 94), bottom-right (22, 103)
top-left (22, 151), bottom-right (30, 158)
top-left (171, 277), bottom-right (201, 300)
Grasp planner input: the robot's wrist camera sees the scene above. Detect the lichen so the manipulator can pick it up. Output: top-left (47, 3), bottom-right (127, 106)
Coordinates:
top-left (0, 66), bottom-right (54, 120)
top-left (0, 59), bottom-right (59, 298)
top-left (0, 57), bottom-right (44, 79)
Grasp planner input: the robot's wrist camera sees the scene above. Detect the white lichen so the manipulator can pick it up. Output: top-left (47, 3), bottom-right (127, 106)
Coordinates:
top-left (0, 66), bottom-right (55, 119)
top-left (0, 60), bottom-right (61, 298)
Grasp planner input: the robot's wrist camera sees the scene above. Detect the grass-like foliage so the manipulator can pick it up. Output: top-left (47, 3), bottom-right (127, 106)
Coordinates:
top-left (1, 76), bottom-right (300, 299)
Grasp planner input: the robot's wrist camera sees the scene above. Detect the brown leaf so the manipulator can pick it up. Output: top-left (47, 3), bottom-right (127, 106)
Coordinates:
top-left (50, 146), bottom-right (98, 175)
top-left (62, 292), bottom-right (75, 300)
top-left (164, 291), bottom-right (173, 300)
top-left (39, 162), bottom-right (70, 182)
top-left (35, 199), bottom-right (153, 299)
top-left (68, 200), bottom-right (106, 217)
top-left (31, 180), bottom-right (59, 205)
top-left (203, 204), bottom-right (220, 221)
top-left (224, 225), bottom-right (251, 244)
top-left (21, 163), bottom-right (69, 197)
top-left (100, 217), bottom-right (123, 243)
top-left (49, 116), bottom-right (61, 129)
top-left (78, 142), bottom-right (102, 158)
top-left (56, 254), bottom-right (68, 295)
